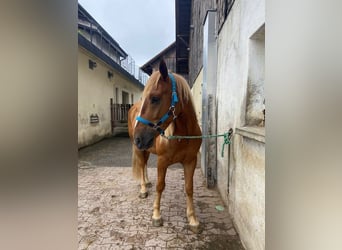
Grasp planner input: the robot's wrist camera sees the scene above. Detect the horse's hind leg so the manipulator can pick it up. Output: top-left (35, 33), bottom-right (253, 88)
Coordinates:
top-left (183, 158), bottom-right (200, 233)
top-left (132, 146), bottom-right (150, 198)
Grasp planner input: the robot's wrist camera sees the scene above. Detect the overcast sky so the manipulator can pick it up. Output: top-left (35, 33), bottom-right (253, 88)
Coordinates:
top-left (78, 0), bottom-right (175, 67)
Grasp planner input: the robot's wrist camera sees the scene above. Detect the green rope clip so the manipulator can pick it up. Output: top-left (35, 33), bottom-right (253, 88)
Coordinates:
top-left (164, 128), bottom-right (233, 158)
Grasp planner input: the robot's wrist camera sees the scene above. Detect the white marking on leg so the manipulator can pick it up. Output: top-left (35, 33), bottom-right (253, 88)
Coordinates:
top-left (152, 193), bottom-right (161, 220)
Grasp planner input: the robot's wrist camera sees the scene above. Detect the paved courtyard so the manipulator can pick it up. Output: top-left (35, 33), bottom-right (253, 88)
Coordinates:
top-left (78, 136), bottom-right (244, 249)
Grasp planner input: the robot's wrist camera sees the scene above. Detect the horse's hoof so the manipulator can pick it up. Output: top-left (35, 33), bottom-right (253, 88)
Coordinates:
top-left (139, 192), bottom-right (148, 199)
top-left (189, 224), bottom-right (202, 234)
top-left (152, 217), bottom-right (163, 227)
top-left (146, 182), bottom-right (152, 188)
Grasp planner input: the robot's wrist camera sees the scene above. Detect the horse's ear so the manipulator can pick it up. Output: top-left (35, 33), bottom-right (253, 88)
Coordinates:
top-left (159, 59), bottom-right (168, 81)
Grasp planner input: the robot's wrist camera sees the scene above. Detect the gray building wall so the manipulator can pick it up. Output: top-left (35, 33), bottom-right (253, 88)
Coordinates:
top-left (145, 50), bottom-right (176, 74)
top-left (188, 0), bottom-right (216, 87)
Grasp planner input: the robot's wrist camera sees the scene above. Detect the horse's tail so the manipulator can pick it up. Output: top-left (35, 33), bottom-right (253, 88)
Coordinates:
top-left (132, 145), bottom-right (140, 180)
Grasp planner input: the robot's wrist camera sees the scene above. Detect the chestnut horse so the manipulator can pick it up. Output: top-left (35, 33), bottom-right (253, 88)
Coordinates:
top-left (128, 59), bottom-right (202, 233)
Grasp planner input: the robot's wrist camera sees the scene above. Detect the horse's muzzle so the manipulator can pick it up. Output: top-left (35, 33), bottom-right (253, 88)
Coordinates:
top-left (134, 128), bottom-right (156, 150)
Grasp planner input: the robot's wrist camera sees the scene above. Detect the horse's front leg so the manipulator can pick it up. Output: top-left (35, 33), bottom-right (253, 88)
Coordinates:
top-left (138, 164), bottom-right (148, 199)
top-left (152, 157), bottom-right (168, 226)
top-left (144, 163), bottom-right (152, 188)
top-left (139, 150), bottom-right (151, 198)
top-left (184, 158), bottom-right (200, 233)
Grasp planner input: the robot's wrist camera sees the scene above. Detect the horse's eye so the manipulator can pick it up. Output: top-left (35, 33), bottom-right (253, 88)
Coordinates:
top-left (151, 96), bottom-right (160, 104)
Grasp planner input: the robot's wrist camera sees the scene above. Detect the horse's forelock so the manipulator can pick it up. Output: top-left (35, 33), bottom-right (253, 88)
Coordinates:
top-left (142, 71), bottom-right (194, 111)
top-left (142, 72), bottom-right (160, 99)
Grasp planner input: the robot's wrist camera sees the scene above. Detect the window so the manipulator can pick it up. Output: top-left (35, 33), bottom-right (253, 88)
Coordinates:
top-left (246, 24), bottom-right (265, 126)
top-left (217, 0), bottom-right (235, 33)
top-left (122, 91), bottom-right (129, 105)
top-left (108, 71), bottom-right (113, 79)
top-left (115, 88), bottom-right (119, 103)
top-left (88, 59), bottom-right (97, 70)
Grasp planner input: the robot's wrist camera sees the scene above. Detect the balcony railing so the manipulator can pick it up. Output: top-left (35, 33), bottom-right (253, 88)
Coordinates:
top-left (120, 55), bottom-right (149, 85)
top-left (79, 29), bottom-right (149, 85)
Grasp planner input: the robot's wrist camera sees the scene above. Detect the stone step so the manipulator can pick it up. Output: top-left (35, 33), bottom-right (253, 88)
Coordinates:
top-left (113, 122), bottom-right (128, 127)
top-left (113, 126), bottom-right (129, 137)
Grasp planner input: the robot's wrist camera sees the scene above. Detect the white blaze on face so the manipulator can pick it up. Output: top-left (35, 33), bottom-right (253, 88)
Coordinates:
top-left (134, 98), bottom-right (145, 129)
top-left (134, 76), bottom-right (159, 130)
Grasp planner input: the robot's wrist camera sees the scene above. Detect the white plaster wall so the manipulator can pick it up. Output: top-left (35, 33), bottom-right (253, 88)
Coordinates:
top-left (234, 134), bottom-right (265, 250)
top-left (78, 47), bottom-right (142, 148)
top-left (215, 0), bottom-right (265, 249)
top-left (191, 69), bottom-right (203, 163)
top-left (191, 68), bottom-right (203, 129)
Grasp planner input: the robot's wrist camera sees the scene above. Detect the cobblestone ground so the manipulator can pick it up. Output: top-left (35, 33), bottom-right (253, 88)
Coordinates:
top-left (78, 137), bottom-right (244, 249)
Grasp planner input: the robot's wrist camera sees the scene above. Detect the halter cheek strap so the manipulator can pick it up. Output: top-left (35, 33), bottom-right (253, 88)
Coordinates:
top-left (136, 73), bottom-right (178, 136)
top-left (169, 73), bottom-right (178, 106)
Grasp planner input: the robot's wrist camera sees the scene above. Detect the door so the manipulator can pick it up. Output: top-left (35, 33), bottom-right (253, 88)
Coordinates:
top-left (122, 91), bottom-right (129, 105)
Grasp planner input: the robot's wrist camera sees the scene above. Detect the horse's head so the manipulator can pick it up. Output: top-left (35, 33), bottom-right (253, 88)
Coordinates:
top-left (133, 59), bottom-right (177, 150)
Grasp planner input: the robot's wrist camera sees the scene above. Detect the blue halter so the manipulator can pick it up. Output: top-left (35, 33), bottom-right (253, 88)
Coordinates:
top-left (136, 73), bottom-right (178, 136)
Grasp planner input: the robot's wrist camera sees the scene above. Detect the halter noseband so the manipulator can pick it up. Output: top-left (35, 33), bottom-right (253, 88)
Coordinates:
top-left (136, 73), bottom-right (178, 136)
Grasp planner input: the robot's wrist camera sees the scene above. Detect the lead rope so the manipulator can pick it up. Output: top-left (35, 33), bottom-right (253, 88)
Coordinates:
top-left (163, 128), bottom-right (233, 158)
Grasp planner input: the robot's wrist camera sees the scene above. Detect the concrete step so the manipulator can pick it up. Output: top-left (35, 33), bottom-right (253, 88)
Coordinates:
top-left (113, 122), bottom-right (128, 127)
top-left (113, 126), bottom-right (129, 137)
